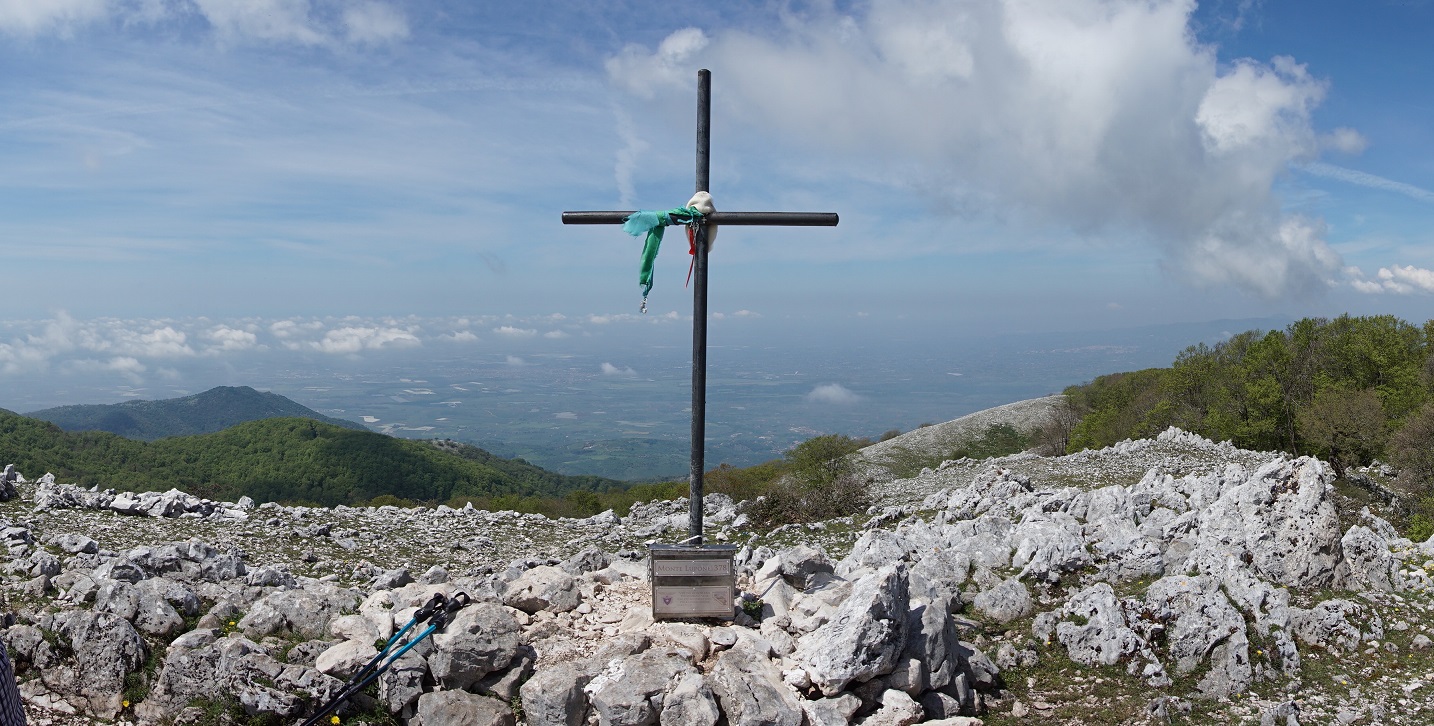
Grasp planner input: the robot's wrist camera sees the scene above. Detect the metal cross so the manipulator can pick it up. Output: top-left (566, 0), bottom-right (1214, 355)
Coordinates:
top-left (562, 69), bottom-right (838, 545)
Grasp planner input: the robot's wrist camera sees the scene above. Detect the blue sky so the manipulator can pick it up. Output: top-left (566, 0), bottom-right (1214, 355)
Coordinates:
top-left (1, 0), bottom-right (1432, 388)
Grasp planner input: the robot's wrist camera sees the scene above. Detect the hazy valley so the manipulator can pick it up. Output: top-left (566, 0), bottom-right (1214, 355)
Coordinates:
top-left (7, 317), bottom-right (1283, 481)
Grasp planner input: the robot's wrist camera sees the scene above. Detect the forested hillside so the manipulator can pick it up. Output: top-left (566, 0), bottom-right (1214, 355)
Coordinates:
top-left (1062, 314), bottom-right (1434, 533)
top-left (26, 385), bottom-right (366, 439)
top-left (0, 412), bottom-right (619, 507)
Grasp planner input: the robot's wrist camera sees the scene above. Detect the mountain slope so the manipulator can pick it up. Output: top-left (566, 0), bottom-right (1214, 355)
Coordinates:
top-left (0, 410), bottom-right (620, 506)
top-left (26, 385), bottom-right (367, 440)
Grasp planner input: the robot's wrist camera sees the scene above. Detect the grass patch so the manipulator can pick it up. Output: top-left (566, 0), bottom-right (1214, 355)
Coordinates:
top-left (883, 424), bottom-right (1035, 479)
top-left (122, 643), bottom-right (163, 707)
top-left (182, 695), bottom-right (284, 726)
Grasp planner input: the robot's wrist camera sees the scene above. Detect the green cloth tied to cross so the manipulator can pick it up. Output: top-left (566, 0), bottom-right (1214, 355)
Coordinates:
top-left (624, 206), bottom-right (704, 298)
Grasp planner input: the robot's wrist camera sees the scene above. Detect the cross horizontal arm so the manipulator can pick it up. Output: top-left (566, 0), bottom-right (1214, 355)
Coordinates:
top-left (561, 211), bottom-right (838, 226)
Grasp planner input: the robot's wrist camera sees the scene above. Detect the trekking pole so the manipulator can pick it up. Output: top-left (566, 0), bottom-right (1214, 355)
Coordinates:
top-left (332, 592), bottom-right (471, 700)
top-left (299, 592), bottom-right (469, 726)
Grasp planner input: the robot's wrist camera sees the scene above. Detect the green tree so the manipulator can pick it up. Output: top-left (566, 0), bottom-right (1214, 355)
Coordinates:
top-left (784, 434), bottom-right (867, 489)
top-left (1065, 368), bottom-right (1169, 450)
top-left (1033, 396), bottom-right (1080, 456)
top-left (1315, 314), bottom-right (1427, 420)
top-left (1389, 402), bottom-right (1434, 489)
top-left (747, 434), bottom-right (872, 526)
top-left (1295, 388), bottom-right (1387, 477)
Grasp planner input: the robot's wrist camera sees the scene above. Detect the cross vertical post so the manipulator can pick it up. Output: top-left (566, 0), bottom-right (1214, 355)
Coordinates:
top-left (689, 69), bottom-right (712, 544)
top-left (561, 69), bottom-right (838, 549)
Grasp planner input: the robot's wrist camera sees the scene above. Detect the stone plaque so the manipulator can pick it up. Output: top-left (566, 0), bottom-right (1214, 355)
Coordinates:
top-left (649, 544), bottom-right (738, 620)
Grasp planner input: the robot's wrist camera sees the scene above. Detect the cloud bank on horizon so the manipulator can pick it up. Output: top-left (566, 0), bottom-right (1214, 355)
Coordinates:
top-left (0, 0), bottom-right (1431, 332)
top-left (0, 311), bottom-right (698, 381)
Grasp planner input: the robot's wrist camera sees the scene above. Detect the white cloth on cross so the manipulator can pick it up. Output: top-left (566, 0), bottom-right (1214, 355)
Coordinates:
top-left (688, 191), bottom-right (717, 249)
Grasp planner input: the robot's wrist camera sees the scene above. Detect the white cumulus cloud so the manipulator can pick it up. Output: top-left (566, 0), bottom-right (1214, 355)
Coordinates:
top-left (62, 356), bottom-right (146, 383)
top-left (607, 27), bottom-right (710, 98)
top-left (310, 326), bottom-right (420, 354)
top-left (494, 326), bottom-right (537, 338)
top-left (204, 326), bottom-right (258, 352)
top-left (114, 326), bottom-right (196, 358)
top-left (601, 362), bottom-right (637, 377)
top-left (805, 383), bottom-right (860, 405)
top-left (441, 330), bottom-right (480, 343)
top-left (607, 0), bottom-right (1350, 298)
top-left (1351, 265), bottom-right (1434, 295)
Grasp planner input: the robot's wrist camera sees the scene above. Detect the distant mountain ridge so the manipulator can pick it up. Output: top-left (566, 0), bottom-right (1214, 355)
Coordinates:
top-left (26, 385), bottom-right (367, 440)
top-left (0, 410), bottom-right (621, 506)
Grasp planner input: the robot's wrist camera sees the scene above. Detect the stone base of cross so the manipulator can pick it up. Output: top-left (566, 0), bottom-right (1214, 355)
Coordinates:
top-left (562, 69), bottom-right (838, 546)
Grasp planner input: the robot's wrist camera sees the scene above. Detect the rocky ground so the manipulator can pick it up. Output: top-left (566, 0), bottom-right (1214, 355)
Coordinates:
top-left (3, 406), bottom-right (1433, 725)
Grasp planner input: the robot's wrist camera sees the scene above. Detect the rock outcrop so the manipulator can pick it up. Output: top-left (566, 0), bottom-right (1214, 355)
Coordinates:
top-left (3, 426), bottom-right (1434, 725)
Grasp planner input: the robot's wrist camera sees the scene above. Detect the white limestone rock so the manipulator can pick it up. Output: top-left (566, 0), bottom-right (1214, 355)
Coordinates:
top-left (794, 563), bottom-right (910, 696)
top-left (971, 576), bottom-right (1033, 623)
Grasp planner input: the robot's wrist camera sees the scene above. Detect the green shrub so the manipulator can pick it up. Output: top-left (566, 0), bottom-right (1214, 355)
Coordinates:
top-left (884, 423), bottom-right (1034, 478)
top-left (367, 493), bottom-right (421, 509)
top-left (955, 423), bottom-right (1030, 460)
top-left (704, 460), bottom-right (787, 502)
top-left (1407, 513), bottom-right (1434, 544)
top-left (747, 472), bottom-right (872, 526)
top-left (786, 434), bottom-right (868, 487)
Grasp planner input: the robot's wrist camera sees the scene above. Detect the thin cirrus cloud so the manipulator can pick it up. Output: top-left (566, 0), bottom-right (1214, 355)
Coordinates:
top-left (1298, 162), bottom-right (1434, 205)
top-left (604, 1), bottom-right (1363, 298)
top-left (0, 0), bottom-right (410, 46)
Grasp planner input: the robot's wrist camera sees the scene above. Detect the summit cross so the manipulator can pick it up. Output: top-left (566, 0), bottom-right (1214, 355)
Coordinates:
top-left (562, 69), bottom-right (839, 545)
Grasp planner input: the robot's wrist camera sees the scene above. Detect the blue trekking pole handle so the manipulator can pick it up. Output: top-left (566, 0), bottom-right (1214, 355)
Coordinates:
top-left (298, 592), bottom-right (450, 726)
top-left (319, 592), bottom-right (473, 716)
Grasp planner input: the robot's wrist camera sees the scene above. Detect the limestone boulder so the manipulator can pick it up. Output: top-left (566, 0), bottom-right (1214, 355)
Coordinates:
top-left (503, 565), bottom-right (581, 613)
top-left (583, 649), bottom-right (695, 726)
top-left (1288, 599), bottom-right (1365, 653)
top-left (794, 564), bottom-right (910, 696)
top-left (1010, 513), bottom-right (1090, 581)
top-left (520, 661), bottom-right (594, 726)
top-left (1139, 575), bottom-right (1251, 699)
top-left (1055, 583), bottom-right (1142, 667)
top-left (238, 585), bottom-right (360, 640)
top-left (427, 602), bottom-right (523, 691)
top-left (660, 670), bottom-right (720, 726)
top-left (1191, 458), bottom-right (1348, 589)
top-left (971, 576), bottom-right (1033, 623)
top-left (42, 610), bottom-right (147, 718)
top-left (709, 643), bottom-right (804, 726)
top-left (414, 690), bottom-right (515, 726)
top-left (315, 639), bottom-right (378, 680)
top-left (1341, 525), bottom-right (1402, 592)
top-left (800, 693), bottom-right (861, 726)
top-left (377, 651), bottom-right (428, 716)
